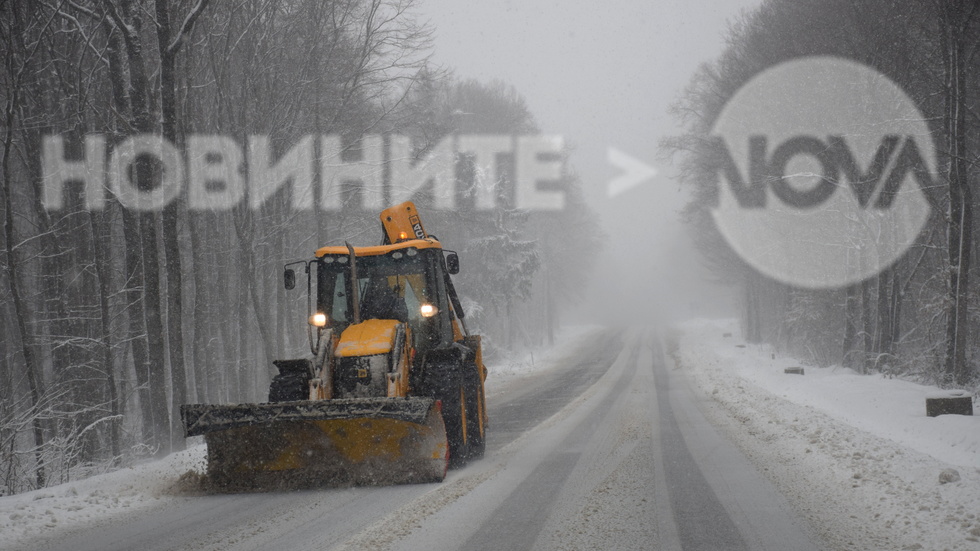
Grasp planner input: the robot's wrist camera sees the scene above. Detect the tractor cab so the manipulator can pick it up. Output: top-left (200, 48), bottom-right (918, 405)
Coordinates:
top-left (312, 240), bottom-right (456, 354)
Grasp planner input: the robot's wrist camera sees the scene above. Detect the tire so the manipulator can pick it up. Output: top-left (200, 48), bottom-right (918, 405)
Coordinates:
top-left (268, 371), bottom-right (308, 402)
top-left (462, 365), bottom-right (485, 460)
top-left (427, 359), bottom-right (470, 468)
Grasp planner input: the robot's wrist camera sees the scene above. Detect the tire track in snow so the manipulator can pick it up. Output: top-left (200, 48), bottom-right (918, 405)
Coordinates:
top-left (371, 327), bottom-right (823, 551)
top-left (343, 329), bottom-right (642, 550)
top-left (461, 339), bottom-right (640, 549)
top-left (654, 331), bottom-right (824, 551)
top-left (654, 341), bottom-right (749, 550)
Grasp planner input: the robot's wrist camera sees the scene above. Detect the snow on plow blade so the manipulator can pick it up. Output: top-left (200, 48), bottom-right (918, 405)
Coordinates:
top-left (181, 398), bottom-right (448, 490)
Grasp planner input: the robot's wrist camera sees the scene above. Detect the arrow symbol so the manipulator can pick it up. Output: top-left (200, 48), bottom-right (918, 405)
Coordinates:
top-left (607, 147), bottom-right (657, 198)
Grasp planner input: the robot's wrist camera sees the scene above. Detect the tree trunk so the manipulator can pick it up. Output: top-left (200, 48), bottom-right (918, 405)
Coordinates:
top-left (744, 276), bottom-right (761, 343)
top-left (104, 17), bottom-right (155, 447)
top-left (140, 213), bottom-right (170, 454)
top-left (842, 283), bottom-right (860, 369)
top-left (890, 270), bottom-right (902, 354)
top-left (154, 0), bottom-right (213, 453)
top-left (189, 215), bottom-right (212, 403)
top-left (236, 257), bottom-right (251, 401)
top-left (860, 277), bottom-right (872, 374)
top-left (940, 0), bottom-right (974, 387)
top-left (874, 268), bottom-right (894, 371)
top-left (234, 209), bottom-right (276, 372)
top-left (115, 0), bottom-right (171, 454)
top-left (1, 89), bottom-right (46, 488)
top-left (91, 209), bottom-right (121, 460)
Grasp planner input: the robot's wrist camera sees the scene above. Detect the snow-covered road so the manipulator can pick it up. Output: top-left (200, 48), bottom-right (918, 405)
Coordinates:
top-left (379, 328), bottom-right (821, 551)
top-left (4, 326), bottom-right (832, 550)
top-left (6, 321), bottom-right (978, 550)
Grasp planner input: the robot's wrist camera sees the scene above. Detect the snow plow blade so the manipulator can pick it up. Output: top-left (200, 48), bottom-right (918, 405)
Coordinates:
top-left (181, 398), bottom-right (448, 490)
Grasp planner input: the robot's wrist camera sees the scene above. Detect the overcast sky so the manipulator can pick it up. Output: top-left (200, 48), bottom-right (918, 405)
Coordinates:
top-left (418, 0), bottom-right (763, 322)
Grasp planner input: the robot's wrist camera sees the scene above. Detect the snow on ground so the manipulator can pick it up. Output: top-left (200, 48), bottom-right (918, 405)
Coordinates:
top-left (0, 445), bottom-right (207, 549)
top-left (672, 318), bottom-right (980, 551)
top-left (336, 328), bottom-right (660, 551)
top-left (6, 320), bottom-right (977, 550)
top-left (0, 324), bottom-right (597, 550)
top-left (483, 324), bottom-right (601, 388)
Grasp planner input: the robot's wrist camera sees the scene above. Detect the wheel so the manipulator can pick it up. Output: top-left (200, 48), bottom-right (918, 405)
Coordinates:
top-left (462, 364), bottom-right (485, 460)
top-left (426, 359), bottom-right (470, 468)
top-left (443, 372), bottom-right (471, 468)
top-left (268, 371), bottom-right (307, 402)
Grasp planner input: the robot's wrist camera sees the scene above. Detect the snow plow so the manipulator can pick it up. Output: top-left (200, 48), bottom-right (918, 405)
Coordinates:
top-left (181, 202), bottom-right (487, 490)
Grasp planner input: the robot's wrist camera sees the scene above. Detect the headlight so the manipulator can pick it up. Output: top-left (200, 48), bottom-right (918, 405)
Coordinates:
top-left (420, 304), bottom-right (437, 318)
top-left (309, 312), bottom-right (328, 327)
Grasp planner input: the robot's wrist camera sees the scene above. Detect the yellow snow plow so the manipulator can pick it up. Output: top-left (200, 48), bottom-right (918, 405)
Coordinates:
top-left (182, 398), bottom-right (448, 487)
top-left (180, 202), bottom-right (487, 490)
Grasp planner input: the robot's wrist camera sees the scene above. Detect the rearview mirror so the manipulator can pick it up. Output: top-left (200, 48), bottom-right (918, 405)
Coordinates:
top-left (445, 252), bottom-right (459, 275)
top-left (284, 268), bottom-right (296, 290)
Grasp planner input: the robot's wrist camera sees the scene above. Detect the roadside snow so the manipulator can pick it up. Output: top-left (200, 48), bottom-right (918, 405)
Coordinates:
top-left (484, 324), bottom-right (601, 388)
top-left (7, 320), bottom-right (976, 551)
top-left (676, 318), bottom-right (979, 468)
top-left (672, 318), bottom-right (980, 551)
top-left (0, 445), bottom-right (206, 549)
top-left (0, 324), bottom-right (597, 550)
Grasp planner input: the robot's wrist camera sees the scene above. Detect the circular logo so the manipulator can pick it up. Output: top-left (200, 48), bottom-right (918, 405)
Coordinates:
top-left (710, 56), bottom-right (933, 289)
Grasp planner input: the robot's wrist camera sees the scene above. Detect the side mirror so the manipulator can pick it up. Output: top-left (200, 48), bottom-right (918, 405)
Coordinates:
top-left (284, 268), bottom-right (296, 290)
top-left (445, 252), bottom-right (460, 275)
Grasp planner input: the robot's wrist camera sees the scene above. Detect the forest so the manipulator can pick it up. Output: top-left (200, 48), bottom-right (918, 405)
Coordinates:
top-left (666, 2), bottom-right (979, 390)
top-left (0, 0), bottom-right (601, 495)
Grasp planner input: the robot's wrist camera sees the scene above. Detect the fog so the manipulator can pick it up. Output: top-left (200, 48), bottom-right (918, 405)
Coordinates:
top-left (1, 0), bottom-right (768, 493)
top-left (419, 0), bottom-right (760, 325)
top-left (4, 4), bottom-right (979, 545)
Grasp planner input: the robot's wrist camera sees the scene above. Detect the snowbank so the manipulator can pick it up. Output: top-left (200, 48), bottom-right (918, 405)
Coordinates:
top-left (484, 324), bottom-right (602, 387)
top-left (0, 445), bottom-right (206, 548)
top-left (675, 318), bottom-right (979, 469)
top-left (673, 318), bottom-right (980, 550)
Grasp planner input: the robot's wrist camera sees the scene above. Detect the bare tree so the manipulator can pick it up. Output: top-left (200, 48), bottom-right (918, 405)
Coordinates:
top-left (665, 0), bottom-right (980, 387)
top-left (0, 1), bottom-right (51, 487)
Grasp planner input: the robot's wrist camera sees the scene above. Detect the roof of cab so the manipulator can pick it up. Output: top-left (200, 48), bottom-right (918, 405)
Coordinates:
top-left (314, 238), bottom-right (443, 258)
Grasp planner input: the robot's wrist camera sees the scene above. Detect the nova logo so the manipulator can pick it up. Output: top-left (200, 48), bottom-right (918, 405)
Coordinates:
top-left (715, 134), bottom-right (932, 211)
top-left (710, 57), bottom-right (934, 289)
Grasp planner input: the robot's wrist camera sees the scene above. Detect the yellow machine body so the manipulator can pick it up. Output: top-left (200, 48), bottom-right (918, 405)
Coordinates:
top-left (180, 202), bottom-right (486, 491)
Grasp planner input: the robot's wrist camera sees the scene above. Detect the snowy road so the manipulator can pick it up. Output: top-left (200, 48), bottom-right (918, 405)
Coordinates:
top-left (12, 328), bottom-right (825, 551)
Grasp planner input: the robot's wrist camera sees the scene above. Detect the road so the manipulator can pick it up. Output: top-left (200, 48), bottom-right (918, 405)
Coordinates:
top-left (20, 328), bottom-right (825, 551)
